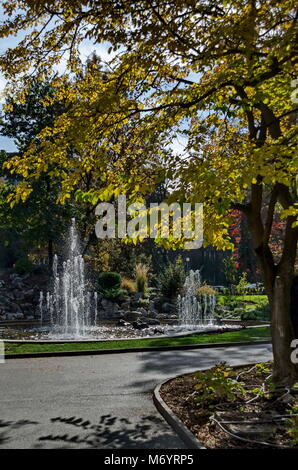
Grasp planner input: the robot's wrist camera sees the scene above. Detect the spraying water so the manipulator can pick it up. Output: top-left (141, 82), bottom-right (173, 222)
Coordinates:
top-left (178, 269), bottom-right (216, 327)
top-left (40, 219), bottom-right (97, 338)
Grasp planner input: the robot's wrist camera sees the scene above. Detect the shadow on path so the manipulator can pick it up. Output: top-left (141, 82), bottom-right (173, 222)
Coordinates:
top-left (0, 415), bottom-right (184, 449)
top-left (0, 419), bottom-right (39, 446)
top-left (36, 414), bottom-right (181, 448)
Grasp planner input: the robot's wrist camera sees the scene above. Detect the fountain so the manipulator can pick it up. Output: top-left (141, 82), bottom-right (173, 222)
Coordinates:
top-left (39, 218), bottom-right (97, 338)
top-left (1, 222), bottom-right (234, 342)
top-left (178, 269), bottom-right (216, 327)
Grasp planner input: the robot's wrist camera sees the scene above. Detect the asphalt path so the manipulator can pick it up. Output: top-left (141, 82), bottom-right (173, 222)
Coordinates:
top-left (0, 343), bottom-right (272, 449)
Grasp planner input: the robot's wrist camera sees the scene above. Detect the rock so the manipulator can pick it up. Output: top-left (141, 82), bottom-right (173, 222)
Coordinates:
top-left (146, 318), bottom-right (161, 326)
top-left (23, 289), bottom-right (35, 298)
top-left (152, 296), bottom-right (170, 310)
top-left (101, 299), bottom-right (119, 315)
top-left (117, 319), bottom-right (131, 327)
top-left (136, 307), bottom-right (147, 316)
top-left (120, 301), bottom-right (131, 311)
top-left (153, 328), bottom-right (164, 335)
top-left (148, 300), bottom-right (158, 316)
top-left (124, 310), bottom-right (141, 321)
top-left (132, 321), bottom-right (148, 330)
top-left (7, 301), bottom-right (22, 312)
top-left (132, 292), bottom-right (143, 301)
top-left (6, 312), bottom-right (24, 320)
top-left (161, 302), bottom-right (176, 313)
top-left (21, 302), bottom-right (34, 310)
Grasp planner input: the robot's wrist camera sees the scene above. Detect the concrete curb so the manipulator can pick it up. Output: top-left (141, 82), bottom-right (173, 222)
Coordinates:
top-left (153, 380), bottom-right (206, 449)
top-left (4, 340), bottom-right (271, 359)
top-left (1, 326), bottom-right (244, 344)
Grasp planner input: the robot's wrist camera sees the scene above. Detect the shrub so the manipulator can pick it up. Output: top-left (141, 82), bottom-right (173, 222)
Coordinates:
top-left (197, 284), bottom-right (216, 296)
top-left (135, 263), bottom-right (149, 294)
top-left (98, 272), bottom-right (121, 290)
top-left (194, 363), bottom-right (246, 407)
top-left (121, 278), bottom-right (137, 293)
top-left (286, 404), bottom-right (298, 445)
top-left (13, 257), bottom-right (35, 275)
top-left (102, 287), bottom-right (125, 300)
top-left (235, 272), bottom-right (249, 295)
top-left (97, 272), bottom-right (123, 300)
top-left (240, 304), bottom-right (271, 322)
top-left (137, 298), bottom-right (149, 307)
top-left (217, 296), bottom-right (242, 309)
top-left (158, 256), bottom-right (186, 299)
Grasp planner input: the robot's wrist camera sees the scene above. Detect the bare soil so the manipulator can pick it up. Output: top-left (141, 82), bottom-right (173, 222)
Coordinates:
top-left (160, 362), bottom-right (298, 449)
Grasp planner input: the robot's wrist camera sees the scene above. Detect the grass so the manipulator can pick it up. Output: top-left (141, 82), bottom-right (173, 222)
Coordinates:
top-left (4, 326), bottom-right (271, 356)
top-left (217, 294), bottom-right (268, 306)
top-left (217, 294), bottom-right (270, 321)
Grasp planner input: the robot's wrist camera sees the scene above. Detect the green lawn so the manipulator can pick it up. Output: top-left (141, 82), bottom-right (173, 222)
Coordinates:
top-left (217, 294), bottom-right (270, 321)
top-left (217, 294), bottom-right (268, 306)
top-left (4, 326), bottom-right (271, 355)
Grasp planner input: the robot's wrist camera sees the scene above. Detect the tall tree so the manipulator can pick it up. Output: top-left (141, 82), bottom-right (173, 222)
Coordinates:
top-left (0, 77), bottom-right (75, 265)
top-left (0, 0), bottom-right (297, 386)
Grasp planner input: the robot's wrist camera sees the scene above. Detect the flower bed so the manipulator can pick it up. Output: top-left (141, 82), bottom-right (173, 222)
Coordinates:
top-left (160, 362), bottom-right (298, 449)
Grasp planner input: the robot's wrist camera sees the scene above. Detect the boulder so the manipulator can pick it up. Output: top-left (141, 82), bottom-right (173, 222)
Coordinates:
top-left (136, 307), bottom-right (148, 316)
top-left (23, 289), bottom-right (35, 298)
top-left (148, 300), bottom-right (158, 316)
top-left (124, 310), bottom-right (141, 321)
top-left (153, 327), bottom-right (164, 335)
top-left (132, 292), bottom-right (143, 302)
top-left (101, 299), bottom-right (119, 315)
top-left (6, 312), bottom-right (24, 320)
top-left (132, 321), bottom-right (149, 330)
top-left (120, 301), bottom-right (131, 311)
top-left (117, 319), bottom-right (131, 327)
top-left (161, 302), bottom-right (176, 313)
top-left (146, 318), bottom-right (161, 326)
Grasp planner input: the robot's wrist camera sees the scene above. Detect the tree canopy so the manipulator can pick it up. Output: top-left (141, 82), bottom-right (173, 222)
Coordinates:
top-left (0, 1), bottom-right (297, 247)
top-left (0, 0), bottom-right (297, 384)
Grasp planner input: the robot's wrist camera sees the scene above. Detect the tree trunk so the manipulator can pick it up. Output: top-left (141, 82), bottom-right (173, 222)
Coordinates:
top-left (270, 274), bottom-right (298, 386)
top-left (248, 205), bottom-right (298, 387)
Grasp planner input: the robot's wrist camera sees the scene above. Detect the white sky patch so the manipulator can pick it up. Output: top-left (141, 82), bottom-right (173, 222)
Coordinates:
top-left (0, 73), bottom-right (6, 103)
top-left (79, 40), bottom-right (115, 64)
top-left (171, 135), bottom-right (188, 156)
top-left (52, 41), bottom-right (115, 75)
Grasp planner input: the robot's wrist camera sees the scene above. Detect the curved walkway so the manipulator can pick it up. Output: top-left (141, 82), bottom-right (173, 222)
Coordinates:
top-left (0, 343), bottom-right (272, 448)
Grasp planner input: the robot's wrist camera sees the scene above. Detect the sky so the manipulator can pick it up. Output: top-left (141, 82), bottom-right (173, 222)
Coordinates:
top-left (0, 8), bottom-right (187, 155)
top-left (0, 34), bottom-right (115, 151)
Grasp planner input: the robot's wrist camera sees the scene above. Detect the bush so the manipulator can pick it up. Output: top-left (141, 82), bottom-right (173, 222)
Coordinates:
top-left (194, 363), bottom-right (246, 406)
top-left (158, 256), bottom-right (186, 299)
top-left (135, 263), bottom-right (149, 294)
top-left (97, 272), bottom-right (123, 300)
top-left (286, 404), bottom-right (298, 445)
top-left (13, 257), bottom-right (35, 275)
top-left (137, 298), bottom-right (149, 308)
top-left (235, 272), bottom-right (249, 295)
top-left (217, 296), bottom-right (242, 309)
top-left (102, 287), bottom-right (126, 300)
top-left (98, 272), bottom-right (121, 290)
top-left (121, 278), bottom-right (137, 293)
top-left (240, 304), bottom-right (271, 322)
top-left (197, 284), bottom-right (216, 296)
